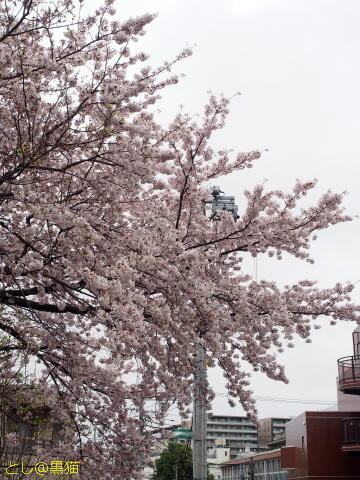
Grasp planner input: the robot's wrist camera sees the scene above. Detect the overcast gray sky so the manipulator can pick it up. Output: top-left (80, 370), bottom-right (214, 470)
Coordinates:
top-left (115, 0), bottom-right (360, 419)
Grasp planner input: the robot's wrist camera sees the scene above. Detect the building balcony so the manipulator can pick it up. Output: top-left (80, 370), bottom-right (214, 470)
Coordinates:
top-left (341, 418), bottom-right (360, 453)
top-left (338, 355), bottom-right (360, 394)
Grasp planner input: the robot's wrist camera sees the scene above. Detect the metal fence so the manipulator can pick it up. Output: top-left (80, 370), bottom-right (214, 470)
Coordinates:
top-left (338, 355), bottom-right (360, 384)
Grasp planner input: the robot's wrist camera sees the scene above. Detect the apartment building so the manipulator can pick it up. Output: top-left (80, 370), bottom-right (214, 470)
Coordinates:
top-left (207, 414), bottom-right (258, 459)
top-left (257, 417), bottom-right (291, 447)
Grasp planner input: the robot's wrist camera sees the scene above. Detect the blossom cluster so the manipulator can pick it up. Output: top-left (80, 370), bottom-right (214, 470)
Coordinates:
top-left (0, 1), bottom-right (359, 478)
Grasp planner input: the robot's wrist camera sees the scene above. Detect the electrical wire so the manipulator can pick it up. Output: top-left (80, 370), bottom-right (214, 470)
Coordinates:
top-left (213, 391), bottom-right (336, 405)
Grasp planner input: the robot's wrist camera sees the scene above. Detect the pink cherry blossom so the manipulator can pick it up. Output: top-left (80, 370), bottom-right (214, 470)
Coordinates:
top-left (0, 1), bottom-right (359, 478)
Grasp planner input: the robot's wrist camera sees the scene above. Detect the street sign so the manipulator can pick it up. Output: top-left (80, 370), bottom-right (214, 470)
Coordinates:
top-left (172, 429), bottom-right (193, 439)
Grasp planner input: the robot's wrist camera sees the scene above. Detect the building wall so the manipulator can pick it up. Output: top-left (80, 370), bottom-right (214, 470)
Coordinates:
top-left (257, 417), bottom-right (291, 446)
top-left (207, 415), bottom-right (258, 459)
top-left (221, 449), bottom-right (287, 480)
top-left (1, 409), bottom-right (64, 454)
top-left (282, 412), bottom-right (308, 478)
top-left (257, 418), bottom-right (272, 445)
top-left (337, 379), bottom-right (360, 411)
top-left (207, 446), bottom-right (230, 480)
top-left (284, 411), bottom-right (360, 479)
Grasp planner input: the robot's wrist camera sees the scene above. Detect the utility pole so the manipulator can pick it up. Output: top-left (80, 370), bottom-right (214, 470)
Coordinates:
top-left (192, 343), bottom-right (207, 480)
top-left (192, 187), bottom-right (239, 480)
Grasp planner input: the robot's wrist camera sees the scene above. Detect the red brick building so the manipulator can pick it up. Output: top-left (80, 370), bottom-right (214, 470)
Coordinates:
top-left (282, 411), bottom-right (360, 479)
top-left (281, 326), bottom-right (360, 479)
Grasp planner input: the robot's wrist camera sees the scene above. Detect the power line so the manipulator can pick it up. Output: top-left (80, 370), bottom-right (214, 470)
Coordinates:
top-left (213, 391), bottom-right (336, 405)
top-left (253, 396), bottom-right (336, 405)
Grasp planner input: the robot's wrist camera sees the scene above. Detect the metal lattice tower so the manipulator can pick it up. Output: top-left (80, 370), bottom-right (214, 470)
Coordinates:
top-left (193, 187), bottom-right (239, 480)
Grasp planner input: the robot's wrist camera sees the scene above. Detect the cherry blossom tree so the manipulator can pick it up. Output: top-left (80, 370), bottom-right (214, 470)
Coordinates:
top-left (0, 0), bottom-right (359, 478)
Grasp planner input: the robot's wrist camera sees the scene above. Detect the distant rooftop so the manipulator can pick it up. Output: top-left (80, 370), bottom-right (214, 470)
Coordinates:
top-left (220, 448), bottom-right (281, 467)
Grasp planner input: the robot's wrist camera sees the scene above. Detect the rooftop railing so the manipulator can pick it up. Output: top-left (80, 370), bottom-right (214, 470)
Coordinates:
top-left (338, 355), bottom-right (360, 388)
